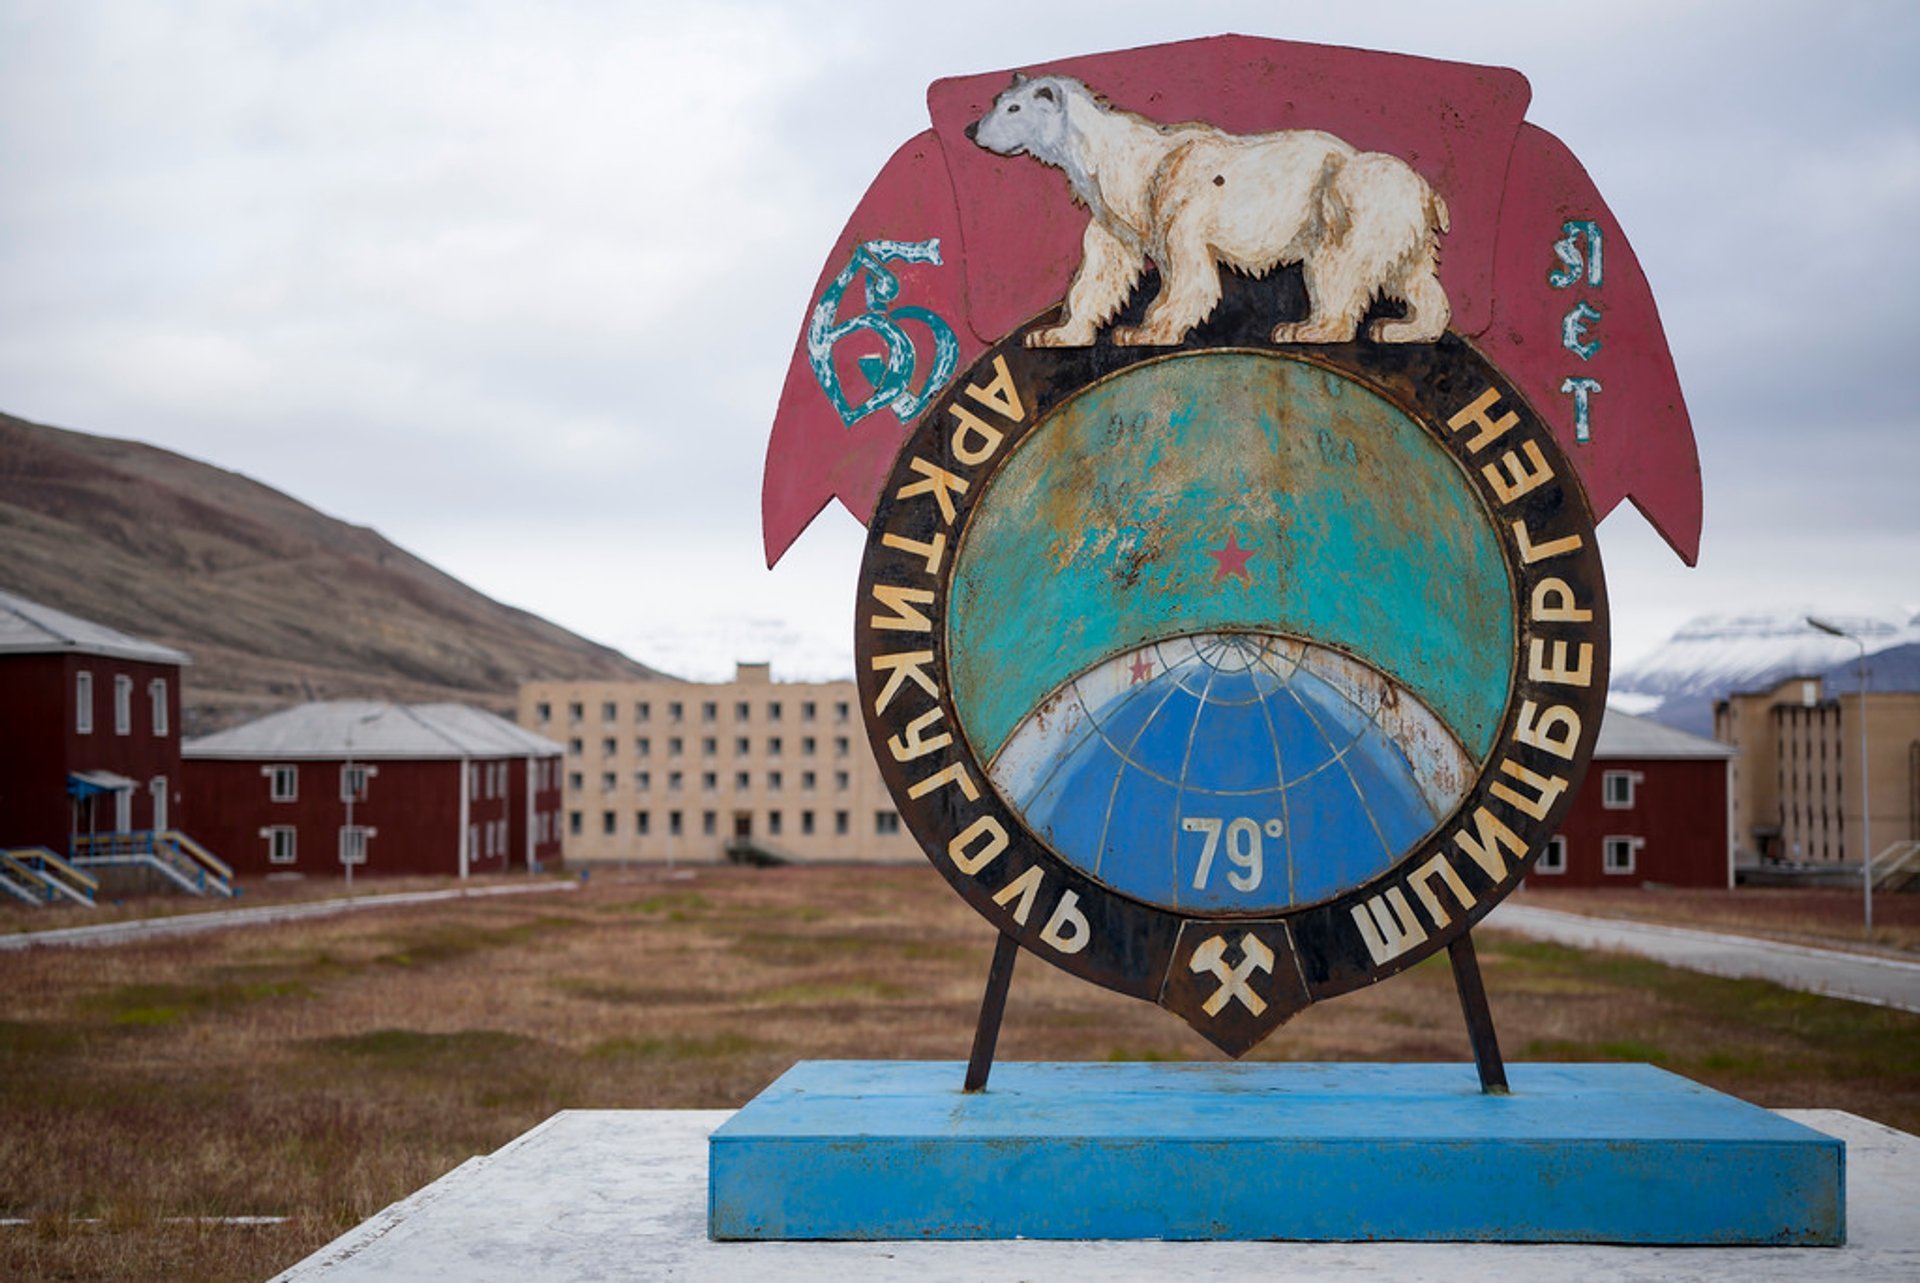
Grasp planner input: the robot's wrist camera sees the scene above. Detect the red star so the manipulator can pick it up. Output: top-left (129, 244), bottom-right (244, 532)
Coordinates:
top-left (1129, 654), bottom-right (1154, 685)
top-left (1207, 532), bottom-right (1254, 582)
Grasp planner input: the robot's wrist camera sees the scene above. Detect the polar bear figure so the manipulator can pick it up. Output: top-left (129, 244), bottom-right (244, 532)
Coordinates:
top-left (967, 75), bottom-right (1451, 347)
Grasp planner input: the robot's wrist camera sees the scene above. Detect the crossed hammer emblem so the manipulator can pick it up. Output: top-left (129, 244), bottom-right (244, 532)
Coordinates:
top-left (1189, 932), bottom-right (1275, 1017)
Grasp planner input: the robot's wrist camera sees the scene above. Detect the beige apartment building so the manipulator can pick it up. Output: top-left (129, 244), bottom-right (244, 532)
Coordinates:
top-left (517, 663), bottom-right (920, 865)
top-left (1715, 675), bottom-right (1920, 866)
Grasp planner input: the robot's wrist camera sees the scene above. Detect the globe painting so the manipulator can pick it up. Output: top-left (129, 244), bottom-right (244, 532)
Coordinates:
top-left (947, 352), bottom-right (1516, 915)
top-left (989, 632), bottom-right (1473, 912)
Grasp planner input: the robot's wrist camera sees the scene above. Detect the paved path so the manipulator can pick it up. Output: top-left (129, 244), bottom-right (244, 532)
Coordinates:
top-left (1486, 903), bottom-right (1920, 1014)
top-left (0, 880), bottom-right (578, 952)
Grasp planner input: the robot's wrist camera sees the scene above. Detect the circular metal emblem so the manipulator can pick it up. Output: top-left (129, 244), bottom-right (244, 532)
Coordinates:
top-left (856, 316), bottom-right (1608, 1054)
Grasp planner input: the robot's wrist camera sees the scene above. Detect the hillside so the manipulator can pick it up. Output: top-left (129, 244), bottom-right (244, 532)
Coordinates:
top-left (0, 410), bottom-right (663, 732)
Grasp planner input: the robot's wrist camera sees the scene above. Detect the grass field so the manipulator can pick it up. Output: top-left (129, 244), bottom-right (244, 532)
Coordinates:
top-left (2, 866), bottom-right (1915, 1280)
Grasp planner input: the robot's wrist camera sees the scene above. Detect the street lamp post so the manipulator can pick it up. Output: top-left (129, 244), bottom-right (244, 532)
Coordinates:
top-left (1807, 617), bottom-right (1871, 935)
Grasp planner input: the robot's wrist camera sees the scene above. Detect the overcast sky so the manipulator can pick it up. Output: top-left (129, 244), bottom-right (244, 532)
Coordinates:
top-left (2, 1), bottom-right (1915, 681)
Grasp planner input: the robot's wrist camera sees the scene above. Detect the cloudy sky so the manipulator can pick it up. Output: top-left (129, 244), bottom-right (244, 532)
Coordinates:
top-left (2, 1), bottom-right (1914, 680)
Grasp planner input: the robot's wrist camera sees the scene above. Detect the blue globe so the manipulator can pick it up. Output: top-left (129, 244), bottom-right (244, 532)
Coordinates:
top-left (989, 632), bottom-right (1471, 912)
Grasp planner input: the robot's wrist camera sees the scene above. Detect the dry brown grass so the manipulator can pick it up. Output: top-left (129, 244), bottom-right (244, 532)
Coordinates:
top-left (2, 865), bottom-right (1915, 1280)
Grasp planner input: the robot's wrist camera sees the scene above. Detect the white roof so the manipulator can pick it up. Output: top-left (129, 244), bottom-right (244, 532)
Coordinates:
top-left (0, 589), bottom-right (190, 665)
top-left (1595, 706), bottom-right (1734, 759)
top-left (184, 700), bottom-right (562, 761)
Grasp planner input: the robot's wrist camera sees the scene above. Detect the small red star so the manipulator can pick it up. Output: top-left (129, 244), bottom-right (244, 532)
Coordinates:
top-left (1207, 532), bottom-right (1254, 582)
top-left (1129, 654), bottom-right (1154, 685)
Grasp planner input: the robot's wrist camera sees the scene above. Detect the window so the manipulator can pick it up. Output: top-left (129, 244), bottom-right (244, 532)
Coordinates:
top-left (703, 702), bottom-right (718, 723)
top-left (568, 737), bottom-right (583, 756)
top-left (637, 810), bottom-right (650, 835)
top-left (602, 810), bottom-right (617, 835)
top-left (768, 702), bottom-right (783, 722)
top-left (568, 771), bottom-right (584, 791)
top-left (268, 765), bottom-right (298, 802)
top-left (75, 670), bottom-right (94, 733)
top-left (802, 737), bottom-right (816, 756)
top-left (669, 810), bottom-right (684, 836)
top-left (149, 679), bottom-right (169, 737)
top-left (637, 737), bottom-right (651, 757)
top-left (801, 770), bottom-right (816, 792)
top-left (668, 737), bottom-right (684, 756)
top-left (635, 770), bottom-right (651, 791)
top-left (802, 701), bottom-right (817, 723)
top-left (701, 771), bottom-right (717, 792)
top-left (114, 674), bottom-right (132, 735)
top-left (266, 826), bottom-right (297, 864)
top-left (734, 737), bottom-right (751, 756)
top-left (568, 701), bottom-right (583, 723)
top-left (341, 765), bottom-right (370, 802)
top-left (834, 736), bottom-right (850, 757)
top-left (768, 810), bottom-right (783, 836)
top-left (876, 811), bottom-right (901, 835)
top-left (602, 737), bottom-right (617, 757)
top-left (835, 810), bottom-right (850, 836)
top-left (669, 771), bottom-right (684, 792)
top-left (802, 810), bottom-right (816, 836)
top-left (1536, 835), bottom-right (1567, 875)
top-left (703, 811), bottom-right (717, 836)
top-left (535, 701), bottom-right (552, 723)
top-left (735, 701), bottom-right (751, 722)
top-left (602, 701), bottom-right (617, 722)
top-left (339, 826), bottom-right (370, 866)
top-left (1602, 770), bottom-right (1638, 810)
top-left (835, 771), bottom-right (849, 792)
top-left (734, 771), bottom-right (751, 790)
top-left (636, 701), bottom-right (650, 722)
top-left (668, 701), bottom-right (684, 723)
top-left (569, 811), bottom-right (582, 836)
top-left (835, 701), bottom-right (850, 722)
top-left (768, 771), bottom-right (783, 791)
top-left (768, 737), bottom-right (783, 756)
top-left (1603, 836), bottom-right (1641, 875)
top-left (702, 737), bottom-right (717, 757)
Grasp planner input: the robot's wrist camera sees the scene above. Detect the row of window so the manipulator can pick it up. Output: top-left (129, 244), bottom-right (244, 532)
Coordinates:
top-left (74, 672), bottom-right (168, 737)
top-left (566, 735), bottom-right (851, 760)
top-left (264, 824), bottom-right (370, 864)
top-left (570, 809), bottom-right (901, 839)
top-left (1534, 834), bottom-right (1644, 875)
top-left (266, 763), bottom-right (376, 803)
top-left (537, 698), bottom-right (852, 726)
top-left (571, 769), bottom-right (853, 794)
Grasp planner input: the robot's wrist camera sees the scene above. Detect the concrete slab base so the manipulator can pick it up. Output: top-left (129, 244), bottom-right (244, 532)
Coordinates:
top-left (707, 1061), bottom-right (1842, 1244)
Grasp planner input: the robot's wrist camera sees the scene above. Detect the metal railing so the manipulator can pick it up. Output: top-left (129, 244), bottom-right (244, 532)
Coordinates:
top-left (1870, 840), bottom-right (1920, 892)
top-left (70, 831), bottom-right (235, 898)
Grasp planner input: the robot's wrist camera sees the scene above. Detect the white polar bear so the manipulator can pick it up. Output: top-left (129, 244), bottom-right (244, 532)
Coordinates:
top-left (967, 75), bottom-right (1452, 347)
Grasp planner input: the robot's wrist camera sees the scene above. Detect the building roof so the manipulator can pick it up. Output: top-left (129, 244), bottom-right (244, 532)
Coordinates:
top-left (184, 700), bottom-right (562, 761)
top-left (1595, 706), bottom-right (1735, 759)
top-left (0, 589), bottom-right (190, 665)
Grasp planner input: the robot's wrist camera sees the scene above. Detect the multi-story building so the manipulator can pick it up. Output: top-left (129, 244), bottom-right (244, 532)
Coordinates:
top-left (1716, 676), bottom-right (1920, 865)
top-left (184, 701), bottom-right (563, 879)
top-left (1530, 708), bottom-right (1735, 888)
top-left (518, 663), bottom-right (917, 864)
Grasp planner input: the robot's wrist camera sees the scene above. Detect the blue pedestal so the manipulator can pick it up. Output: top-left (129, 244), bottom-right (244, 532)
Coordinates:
top-left (708, 1061), bottom-right (1843, 1244)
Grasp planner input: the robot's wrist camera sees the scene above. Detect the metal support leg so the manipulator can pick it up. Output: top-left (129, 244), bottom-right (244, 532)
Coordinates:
top-left (1448, 931), bottom-right (1509, 1095)
top-left (963, 931), bottom-right (1020, 1092)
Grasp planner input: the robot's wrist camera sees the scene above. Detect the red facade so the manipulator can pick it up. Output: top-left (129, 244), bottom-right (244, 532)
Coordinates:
top-left (1531, 756), bottom-right (1732, 889)
top-left (0, 651), bottom-right (185, 852)
top-left (182, 752), bottom-right (562, 879)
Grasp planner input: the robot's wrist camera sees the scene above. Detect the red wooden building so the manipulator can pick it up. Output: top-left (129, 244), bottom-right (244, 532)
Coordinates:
top-left (0, 590), bottom-right (191, 850)
top-left (1531, 708), bottom-right (1735, 889)
top-left (183, 701), bottom-right (563, 880)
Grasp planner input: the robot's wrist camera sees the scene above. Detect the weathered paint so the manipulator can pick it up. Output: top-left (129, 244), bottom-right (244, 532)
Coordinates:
top-left (709, 1061), bottom-right (1844, 1243)
top-left (762, 35), bottom-right (1701, 568)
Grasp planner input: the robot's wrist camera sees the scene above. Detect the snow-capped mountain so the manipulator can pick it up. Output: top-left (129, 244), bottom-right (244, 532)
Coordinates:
top-left (1612, 607), bottom-right (1920, 734)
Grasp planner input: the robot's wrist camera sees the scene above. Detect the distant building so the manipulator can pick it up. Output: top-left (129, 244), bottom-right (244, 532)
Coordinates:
top-left (0, 589), bottom-right (190, 851)
top-left (183, 702), bottom-right (563, 879)
top-left (1715, 675), bottom-right (1920, 866)
top-left (1530, 708), bottom-right (1735, 888)
top-left (517, 663), bottom-right (918, 864)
